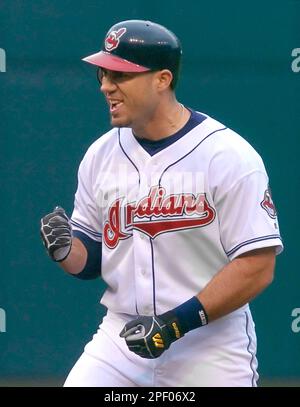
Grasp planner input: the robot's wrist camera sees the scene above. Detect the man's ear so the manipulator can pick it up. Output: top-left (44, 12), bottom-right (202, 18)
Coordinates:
top-left (155, 69), bottom-right (173, 91)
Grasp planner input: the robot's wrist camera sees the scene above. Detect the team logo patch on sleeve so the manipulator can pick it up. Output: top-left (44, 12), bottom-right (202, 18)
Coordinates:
top-left (260, 188), bottom-right (277, 219)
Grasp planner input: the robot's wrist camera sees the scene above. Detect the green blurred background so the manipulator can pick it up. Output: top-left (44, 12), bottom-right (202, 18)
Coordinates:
top-left (0, 0), bottom-right (299, 386)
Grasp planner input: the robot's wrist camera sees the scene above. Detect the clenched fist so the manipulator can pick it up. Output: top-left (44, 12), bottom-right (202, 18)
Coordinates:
top-left (119, 313), bottom-right (184, 359)
top-left (40, 206), bottom-right (72, 262)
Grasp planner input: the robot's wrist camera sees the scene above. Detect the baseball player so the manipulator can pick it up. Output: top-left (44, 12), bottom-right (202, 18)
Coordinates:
top-left (40, 20), bottom-right (283, 387)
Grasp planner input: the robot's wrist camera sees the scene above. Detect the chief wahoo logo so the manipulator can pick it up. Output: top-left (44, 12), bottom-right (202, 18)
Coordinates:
top-left (105, 28), bottom-right (127, 51)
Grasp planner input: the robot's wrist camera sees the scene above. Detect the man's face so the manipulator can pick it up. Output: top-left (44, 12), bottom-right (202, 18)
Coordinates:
top-left (99, 68), bottom-right (160, 130)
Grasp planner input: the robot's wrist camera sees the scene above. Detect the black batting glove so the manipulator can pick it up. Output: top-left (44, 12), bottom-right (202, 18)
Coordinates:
top-left (119, 312), bottom-right (184, 359)
top-left (40, 206), bottom-right (72, 262)
top-left (119, 297), bottom-right (209, 359)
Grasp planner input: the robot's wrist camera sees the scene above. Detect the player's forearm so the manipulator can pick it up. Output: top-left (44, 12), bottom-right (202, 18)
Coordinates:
top-left (59, 237), bottom-right (88, 275)
top-left (197, 247), bottom-right (276, 322)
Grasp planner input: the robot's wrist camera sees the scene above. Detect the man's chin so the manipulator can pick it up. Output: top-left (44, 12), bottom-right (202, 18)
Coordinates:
top-left (110, 117), bottom-right (130, 128)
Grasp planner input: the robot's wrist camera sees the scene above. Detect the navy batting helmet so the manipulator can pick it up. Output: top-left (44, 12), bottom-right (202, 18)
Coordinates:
top-left (82, 20), bottom-right (182, 88)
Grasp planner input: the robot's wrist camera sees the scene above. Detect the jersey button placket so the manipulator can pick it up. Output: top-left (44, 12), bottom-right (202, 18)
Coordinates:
top-left (133, 230), bottom-right (153, 315)
top-left (133, 167), bottom-right (155, 315)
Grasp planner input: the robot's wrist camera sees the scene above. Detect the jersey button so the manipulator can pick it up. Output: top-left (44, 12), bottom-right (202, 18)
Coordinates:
top-left (141, 269), bottom-right (146, 275)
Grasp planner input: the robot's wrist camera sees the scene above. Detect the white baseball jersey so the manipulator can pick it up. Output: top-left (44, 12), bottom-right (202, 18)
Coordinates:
top-left (66, 111), bottom-right (283, 387)
top-left (71, 112), bottom-right (283, 316)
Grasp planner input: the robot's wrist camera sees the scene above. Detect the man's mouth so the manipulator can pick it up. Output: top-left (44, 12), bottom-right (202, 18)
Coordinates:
top-left (109, 100), bottom-right (124, 113)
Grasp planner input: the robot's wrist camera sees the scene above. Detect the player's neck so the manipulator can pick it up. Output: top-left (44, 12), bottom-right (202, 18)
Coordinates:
top-left (132, 98), bottom-right (190, 141)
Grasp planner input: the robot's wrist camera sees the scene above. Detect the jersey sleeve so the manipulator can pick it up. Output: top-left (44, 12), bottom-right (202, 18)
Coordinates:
top-left (71, 148), bottom-right (102, 242)
top-left (216, 170), bottom-right (283, 260)
top-left (208, 130), bottom-right (283, 261)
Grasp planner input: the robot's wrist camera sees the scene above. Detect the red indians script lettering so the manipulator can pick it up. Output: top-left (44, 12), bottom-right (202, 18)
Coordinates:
top-left (103, 186), bottom-right (215, 248)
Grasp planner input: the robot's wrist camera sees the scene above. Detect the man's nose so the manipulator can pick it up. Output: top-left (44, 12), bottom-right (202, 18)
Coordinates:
top-left (100, 76), bottom-right (117, 93)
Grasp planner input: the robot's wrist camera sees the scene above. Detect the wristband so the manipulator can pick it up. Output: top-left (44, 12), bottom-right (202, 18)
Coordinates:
top-left (160, 296), bottom-right (208, 337)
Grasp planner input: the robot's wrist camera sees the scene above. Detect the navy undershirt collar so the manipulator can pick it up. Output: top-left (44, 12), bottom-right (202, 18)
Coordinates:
top-left (134, 108), bottom-right (207, 156)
